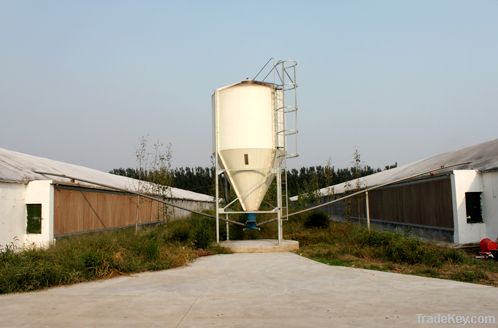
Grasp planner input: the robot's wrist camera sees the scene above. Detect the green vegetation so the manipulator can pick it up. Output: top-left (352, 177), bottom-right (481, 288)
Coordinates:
top-left (217, 211), bottom-right (498, 286)
top-left (0, 215), bottom-right (229, 294)
top-left (109, 162), bottom-right (398, 197)
top-left (281, 215), bottom-right (498, 287)
top-left (3, 212), bottom-right (497, 294)
top-left (304, 211), bottom-right (330, 229)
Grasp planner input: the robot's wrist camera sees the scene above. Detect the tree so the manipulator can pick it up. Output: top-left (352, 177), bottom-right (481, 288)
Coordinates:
top-left (131, 136), bottom-right (174, 227)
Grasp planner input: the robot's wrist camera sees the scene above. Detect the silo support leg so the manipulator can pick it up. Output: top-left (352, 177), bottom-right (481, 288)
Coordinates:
top-left (278, 212), bottom-right (283, 245)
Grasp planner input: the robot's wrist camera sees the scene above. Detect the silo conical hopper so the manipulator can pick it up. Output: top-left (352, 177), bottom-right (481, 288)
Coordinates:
top-left (213, 80), bottom-right (283, 220)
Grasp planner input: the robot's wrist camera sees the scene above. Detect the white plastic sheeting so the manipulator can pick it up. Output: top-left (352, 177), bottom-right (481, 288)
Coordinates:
top-left (0, 148), bottom-right (213, 202)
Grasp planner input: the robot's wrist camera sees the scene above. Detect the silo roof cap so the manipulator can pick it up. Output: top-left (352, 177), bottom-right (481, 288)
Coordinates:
top-left (214, 80), bottom-right (277, 93)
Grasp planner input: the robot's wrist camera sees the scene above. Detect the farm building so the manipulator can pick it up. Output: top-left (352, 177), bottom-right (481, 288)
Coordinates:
top-left (0, 148), bottom-right (214, 248)
top-left (296, 139), bottom-right (498, 245)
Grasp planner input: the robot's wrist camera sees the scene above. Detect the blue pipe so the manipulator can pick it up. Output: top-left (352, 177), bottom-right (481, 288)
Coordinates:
top-left (245, 213), bottom-right (258, 230)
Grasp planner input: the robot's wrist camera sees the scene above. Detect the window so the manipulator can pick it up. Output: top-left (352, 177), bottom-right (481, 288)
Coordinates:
top-left (26, 204), bottom-right (42, 234)
top-left (465, 192), bottom-right (483, 223)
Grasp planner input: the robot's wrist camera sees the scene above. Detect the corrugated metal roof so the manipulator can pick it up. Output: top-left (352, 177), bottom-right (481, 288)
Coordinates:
top-left (0, 147), bottom-right (214, 202)
top-left (292, 138), bottom-right (498, 199)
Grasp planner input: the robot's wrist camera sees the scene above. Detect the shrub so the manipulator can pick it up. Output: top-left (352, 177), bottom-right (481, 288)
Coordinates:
top-left (442, 249), bottom-right (466, 264)
top-left (143, 239), bottom-right (160, 261)
top-left (304, 212), bottom-right (330, 229)
top-left (169, 222), bottom-right (191, 242)
top-left (190, 217), bottom-right (215, 249)
top-left (385, 237), bottom-right (423, 264)
top-left (358, 230), bottom-right (393, 247)
top-left (0, 216), bottom-right (231, 294)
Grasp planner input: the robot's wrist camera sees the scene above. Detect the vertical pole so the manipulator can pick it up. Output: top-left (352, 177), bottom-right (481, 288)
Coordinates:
top-left (215, 173), bottom-right (220, 244)
top-left (214, 93), bottom-right (220, 244)
top-left (135, 195), bottom-right (139, 233)
top-left (277, 167), bottom-right (283, 244)
top-left (226, 215), bottom-right (229, 241)
top-left (365, 191), bottom-right (371, 231)
top-left (277, 61), bottom-right (285, 245)
top-left (224, 175), bottom-right (229, 241)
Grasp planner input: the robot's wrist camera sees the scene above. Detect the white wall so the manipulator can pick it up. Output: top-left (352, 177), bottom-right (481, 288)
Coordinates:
top-left (24, 180), bottom-right (54, 248)
top-left (0, 182), bottom-right (26, 248)
top-left (1, 180), bottom-right (211, 248)
top-left (168, 199), bottom-right (214, 221)
top-left (451, 170), bottom-right (487, 244)
top-left (482, 171), bottom-right (498, 241)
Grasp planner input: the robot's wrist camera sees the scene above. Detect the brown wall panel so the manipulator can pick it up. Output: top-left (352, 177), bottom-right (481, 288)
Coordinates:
top-left (346, 177), bottom-right (454, 229)
top-left (54, 186), bottom-right (168, 237)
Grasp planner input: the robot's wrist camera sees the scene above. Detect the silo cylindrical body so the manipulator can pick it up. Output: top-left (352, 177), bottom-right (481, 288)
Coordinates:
top-left (213, 80), bottom-right (283, 212)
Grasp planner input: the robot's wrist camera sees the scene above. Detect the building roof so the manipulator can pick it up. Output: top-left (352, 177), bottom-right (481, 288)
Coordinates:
top-left (0, 147), bottom-right (214, 202)
top-left (292, 138), bottom-right (498, 200)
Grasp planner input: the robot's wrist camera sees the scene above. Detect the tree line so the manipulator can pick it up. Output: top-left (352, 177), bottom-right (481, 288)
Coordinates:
top-left (109, 162), bottom-right (397, 197)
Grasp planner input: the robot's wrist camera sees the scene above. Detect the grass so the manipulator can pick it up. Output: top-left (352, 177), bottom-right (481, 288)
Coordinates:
top-left (2, 212), bottom-right (497, 294)
top-left (198, 210), bottom-right (498, 286)
top-left (279, 214), bottom-right (498, 287)
top-left (0, 214), bottom-right (230, 294)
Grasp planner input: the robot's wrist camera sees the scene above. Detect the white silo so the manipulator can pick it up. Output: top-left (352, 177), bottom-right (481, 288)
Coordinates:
top-left (213, 59), bottom-right (299, 245)
top-left (213, 80), bottom-right (283, 216)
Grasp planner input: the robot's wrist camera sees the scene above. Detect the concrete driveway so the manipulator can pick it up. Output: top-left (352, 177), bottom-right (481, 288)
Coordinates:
top-left (0, 253), bottom-right (496, 327)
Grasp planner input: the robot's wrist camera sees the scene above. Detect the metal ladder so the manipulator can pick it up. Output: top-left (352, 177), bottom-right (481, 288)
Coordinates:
top-left (255, 58), bottom-right (299, 222)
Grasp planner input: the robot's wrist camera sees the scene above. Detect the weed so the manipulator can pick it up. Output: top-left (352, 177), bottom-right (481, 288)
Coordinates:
top-left (143, 239), bottom-right (160, 261)
top-left (169, 221), bottom-right (191, 242)
top-left (413, 267), bottom-right (440, 278)
top-left (0, 216), bottom-right (229, 294)
top-left (442, 249), bottom-right (466, 264)
top-left (450, 270), bottom-right (487, 283)
top-left (316, 257), bottom-right (353, 267)
top-left (190, 217), bottom-right (215, 249)
top-left (274, 219), bottom-right (498, 287)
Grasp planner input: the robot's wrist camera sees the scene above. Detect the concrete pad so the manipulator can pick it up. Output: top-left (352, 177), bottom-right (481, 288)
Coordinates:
top-left (0, 253), bottom-right (497, 327)
top-left (220, 239), bottom-right (299, 253)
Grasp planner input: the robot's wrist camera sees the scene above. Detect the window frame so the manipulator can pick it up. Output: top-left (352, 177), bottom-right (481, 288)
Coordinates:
top-left (465, 192), bottom-right (483, 224)
top-left (26, 203), bottom-right (42, 234)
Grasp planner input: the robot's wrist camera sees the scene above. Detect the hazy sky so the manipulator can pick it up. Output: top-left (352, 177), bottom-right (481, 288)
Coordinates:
top-left (1, 0), bottom-right (497, 172)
